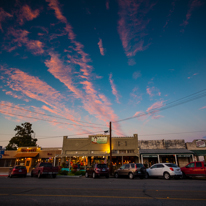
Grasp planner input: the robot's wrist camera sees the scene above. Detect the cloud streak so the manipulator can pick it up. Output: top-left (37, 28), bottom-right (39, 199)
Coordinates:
top-left (0, 8), bottom-right (13, 32)
top-left (117, 0), bottom-right (154, 64)
top-left (98, 38), bottom-right (105, 56)
top-left (109, 73), bottom-right (121, 104)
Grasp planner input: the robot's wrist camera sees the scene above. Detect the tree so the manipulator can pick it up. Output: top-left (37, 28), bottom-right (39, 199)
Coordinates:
top-left (6, 122), bottom-right (37, 150)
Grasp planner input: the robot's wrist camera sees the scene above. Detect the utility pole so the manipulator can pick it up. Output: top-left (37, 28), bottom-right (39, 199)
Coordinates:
top-left (109, 121), bottom-right (112, 175)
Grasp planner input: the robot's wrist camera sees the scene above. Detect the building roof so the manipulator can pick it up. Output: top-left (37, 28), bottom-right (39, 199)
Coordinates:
top-left (139, 149), bottom-right (194, 154)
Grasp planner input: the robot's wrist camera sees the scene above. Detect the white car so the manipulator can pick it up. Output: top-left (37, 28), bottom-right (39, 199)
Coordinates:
top-left (146, 163), bottom-right (182, 180)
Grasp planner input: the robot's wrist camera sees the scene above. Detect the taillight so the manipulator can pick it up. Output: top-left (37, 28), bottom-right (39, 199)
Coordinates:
top-left (95, 168), bottom-right (100, 171)
top-left (13, 169), bottom-right (16, 171)
top-left (170, 168), bottom-right (174, 171)
top-left (135, 164), bottom-right (137, 171)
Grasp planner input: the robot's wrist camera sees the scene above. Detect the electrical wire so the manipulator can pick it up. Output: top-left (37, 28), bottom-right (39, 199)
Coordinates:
top-left (0, 103), bottom-right (106, 126)
top-left (0, 110), bottom-right (107, 129)
top-left (113, 89), bottom-right (206, 123)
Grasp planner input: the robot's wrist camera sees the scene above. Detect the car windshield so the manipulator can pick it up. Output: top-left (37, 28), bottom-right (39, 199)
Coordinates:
top-left (165, 164), bottom-right (178, 167)
top-left (15, 166), bottom-right (26, 169)
top-left (39, 163), bottom-right (52, 167)
top-left (136, 164), bottom-right (144, 168)
top-left (97, 164), bottom-right (107, 168)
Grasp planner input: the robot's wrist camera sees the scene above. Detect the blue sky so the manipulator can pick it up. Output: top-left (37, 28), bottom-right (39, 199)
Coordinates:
top-left (0, 0), bottom-right (206, 148)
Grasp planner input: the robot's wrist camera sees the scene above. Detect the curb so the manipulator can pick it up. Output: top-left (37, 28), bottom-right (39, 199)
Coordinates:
top-left (57, 175), bottom-right (82, 178)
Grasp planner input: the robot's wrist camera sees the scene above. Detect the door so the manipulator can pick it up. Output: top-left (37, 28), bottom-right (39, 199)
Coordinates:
top-left (185, 162), bottom-right (195, 175)
top-left (194, 162), bottom-right (205, 175)
top-left (123, 164), bottom-right (130, 176)
top-left (155, 164), bottom-right (165, 176)
top-left (118, 164), bottom-right (126, 176)
top-left (148, 164), bottom-right (158, 176)
top-left (25, 158), bottom-right (32, 173)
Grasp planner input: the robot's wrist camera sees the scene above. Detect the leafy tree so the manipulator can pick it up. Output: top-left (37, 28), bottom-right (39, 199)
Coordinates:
top-left (6, 122), bottom-right (37, 150)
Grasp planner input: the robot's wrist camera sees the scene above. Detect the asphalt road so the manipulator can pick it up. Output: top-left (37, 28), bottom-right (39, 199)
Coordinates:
top-left (0, 176), bottom-right (206, 206)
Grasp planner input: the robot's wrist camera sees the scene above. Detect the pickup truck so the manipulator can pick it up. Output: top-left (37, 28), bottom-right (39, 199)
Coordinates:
top-left (31, 162), bottom-right (59, 178)
top-left (181, 161), bottom-right (206, 178)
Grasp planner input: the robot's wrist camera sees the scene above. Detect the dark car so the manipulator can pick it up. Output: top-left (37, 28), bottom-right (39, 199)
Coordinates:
top-left (114, 163), bottom-right (146, 179)
top-left (85, 164), bottom-right (109, 178)
top-left (8, 166), bottom-right (27, 178)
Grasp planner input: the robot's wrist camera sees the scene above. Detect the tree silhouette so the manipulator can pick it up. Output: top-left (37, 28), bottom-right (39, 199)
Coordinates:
top-left (6, 122), bottom-right (37, 150)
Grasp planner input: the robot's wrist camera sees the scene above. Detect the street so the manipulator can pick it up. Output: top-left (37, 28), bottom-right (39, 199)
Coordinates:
top-left (0, 176), bottom-right (206, 206)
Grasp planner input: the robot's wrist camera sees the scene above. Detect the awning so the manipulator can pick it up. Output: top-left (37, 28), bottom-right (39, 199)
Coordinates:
top-left (139, 149), bottom-right (194, 155)
top-left (14, 152), bottom-right (39, 158)
top-left (191, 150), bottom-right (206, 156)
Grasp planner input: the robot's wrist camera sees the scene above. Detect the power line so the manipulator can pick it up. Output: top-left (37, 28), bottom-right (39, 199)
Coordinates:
top-left (0, 103), bottom-right (106, 126)
top-left (113, 89), bottom-right (206, 123)
top-left (0, 130), bottom-right (107, 142)
top-left (0, 110), bottom-right (107, 129)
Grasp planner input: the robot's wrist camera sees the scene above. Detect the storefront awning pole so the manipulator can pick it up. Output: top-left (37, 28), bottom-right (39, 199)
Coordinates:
top-left (175, 154), bottom-right (178, 166)
top-left (69, 156), bottom-right (71, 173)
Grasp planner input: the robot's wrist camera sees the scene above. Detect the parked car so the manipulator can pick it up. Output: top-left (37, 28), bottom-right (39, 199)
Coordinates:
top-left (146, 163), bottom-right (182, 180)
top-left (85, 164), bottom-right (109, 178)
top-left (114, 163), bottom-right (146, 179)
top-left (8, 166), bottom-right (27, 178)
top-left (31, 162), bottom-right (59, 178)
top-left (181, 161), bottom-right (206, 178)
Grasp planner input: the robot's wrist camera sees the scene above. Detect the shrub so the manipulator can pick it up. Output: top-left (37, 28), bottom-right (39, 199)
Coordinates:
top-left (74, 171), bottom-right (85, 176)
top-left (58, 170), bottom-right (68, 175)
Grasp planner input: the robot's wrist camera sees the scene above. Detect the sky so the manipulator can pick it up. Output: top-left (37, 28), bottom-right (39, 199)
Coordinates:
top-left (0, 0), bottom-right (206, 148)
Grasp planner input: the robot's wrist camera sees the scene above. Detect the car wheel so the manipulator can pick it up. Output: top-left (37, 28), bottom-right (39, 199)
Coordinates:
top-left (129, 173), bottom-right (134, 179)
top-left (145, 173), bottom-right (149, 179)
top-left (114, 173), bottom-right (119, 178)
top-left (164, 172), bottom-right (170, 180)
top-left (85, 172), bottom-right (89, 178)
top-left (92, 172), bottom-right (96, 179)
top-left (38, 171), bottom-right (41, 179)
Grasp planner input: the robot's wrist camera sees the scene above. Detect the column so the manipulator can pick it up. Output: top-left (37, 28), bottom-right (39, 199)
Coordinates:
top-left (141, 155), bottom-right (143, 164)
top-left (69, 156), bottom-right (71, 173)
top-left (157, 155), bottom-right (160, 163)
top-left (174, 154), bottom-right (178, 166)
top-left (122, 156), bottom-right (123, 165)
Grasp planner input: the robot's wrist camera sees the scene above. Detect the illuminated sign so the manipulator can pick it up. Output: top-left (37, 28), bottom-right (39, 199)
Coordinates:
top-left (91, 136), bottom-right (107, 144)
top-left (196, 140), bottom-right (206, 148)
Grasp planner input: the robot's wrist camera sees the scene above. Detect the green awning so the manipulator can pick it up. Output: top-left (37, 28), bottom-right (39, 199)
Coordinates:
top-left (191, 150), bottom-right (206, 156)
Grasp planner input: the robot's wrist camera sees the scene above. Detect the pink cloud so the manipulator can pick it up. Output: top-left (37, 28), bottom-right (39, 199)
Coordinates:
top-left (163, 0), bottom-right (176, 29)
top-left (132, 71), bottom-right (141, 79)
top-left (117, 0), bottom-right (154, 63)
top-left (0, 8), bottom-right (13, 32)
top-left (98, 38), bottom-right (105, 56)
top-left (5, 28), bottom-right (44, 54)
top-left (106, 0), bottom-right (110, 10)
top-left (17, 4), bottom-right (40, 25)
top-left (5, 91), bottom-right (30, 102)
top-left (181, 0), bottom-right (202, 27)
top-left (146, 101), bottom-right (164, 114)
top-left (146, 86), bottom-right (161, 98)
top-left (129, 87), bottom-right (142, 105)
top-left (199, 106), bottom-right (206, 110)
top-left (109, 73), bottom-right (121, 104)
top-left (187, 73), bottom-right (199, 79)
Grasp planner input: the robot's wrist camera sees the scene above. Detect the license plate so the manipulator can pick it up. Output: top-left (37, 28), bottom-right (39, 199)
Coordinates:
top-left (19, 170), bottom-right (22, 172)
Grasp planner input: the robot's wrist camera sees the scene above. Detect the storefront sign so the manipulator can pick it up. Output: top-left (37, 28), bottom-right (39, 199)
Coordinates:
top-left (91, 136), bottom-right (107, 144)
top-left (177, 155), bottom-right (191, 157)
top-left (142, 155), bottom-right (158, 158)
top-left (196, 140), bottom-right (206, 148)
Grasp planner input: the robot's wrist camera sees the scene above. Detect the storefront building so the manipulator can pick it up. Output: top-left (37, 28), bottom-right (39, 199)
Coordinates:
top-left (0, 147), bottom-right (62, 174)
top-left (186, 139), bottom-right (206, 161)
top-left (139, 139), bottom-right (194, 167)
top-left (60, 134), bottom-right (139, 171)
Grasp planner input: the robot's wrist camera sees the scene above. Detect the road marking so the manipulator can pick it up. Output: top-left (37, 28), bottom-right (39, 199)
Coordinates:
top-left (12, 194), bottom-right (206, 201)
top-left (0, 187), bottom-right (205, 193)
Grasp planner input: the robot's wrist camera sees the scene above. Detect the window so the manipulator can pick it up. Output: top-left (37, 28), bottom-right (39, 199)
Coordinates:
top-left (165, 164), bottom-right (177, 168)
top-left (186, 163), bottom-right (195, 168)
top-left (151, 165), bottom-right (157, 169)
top-left (119, 150), bottom-right (126, 154)
top-left (125, 164), bottom-right (130, 169)
top-left (136, 164), bottom-right (144, 168)
top-left (97, 164), bottom-right (107, 168)
top-left (157, 164), bottom-right (164, 168)
top-left (120, 165), bottom-right (126, 169)
top-left (118, 141), bottom-right (120, 146)
top-left (127, 150), bottom-right (134, 153)
top-left (196, 162), bottom-right (202, 167)
top-left (131, 164), bottom-right (135, 168)
top-left (125, 141), bottom-right (127, 146)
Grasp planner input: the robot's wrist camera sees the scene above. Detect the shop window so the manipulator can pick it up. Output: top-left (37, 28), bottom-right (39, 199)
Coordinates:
top-left (119, 150), bottom-right (126, 154)
top-left (127, 150), bottom-right (134, 153)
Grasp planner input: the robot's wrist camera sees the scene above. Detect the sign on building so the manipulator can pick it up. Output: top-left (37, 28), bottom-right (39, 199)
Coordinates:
top-left (196, 140), bottom-right (206, 148)
top-left (91, 136), bottom-right (107, 144)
